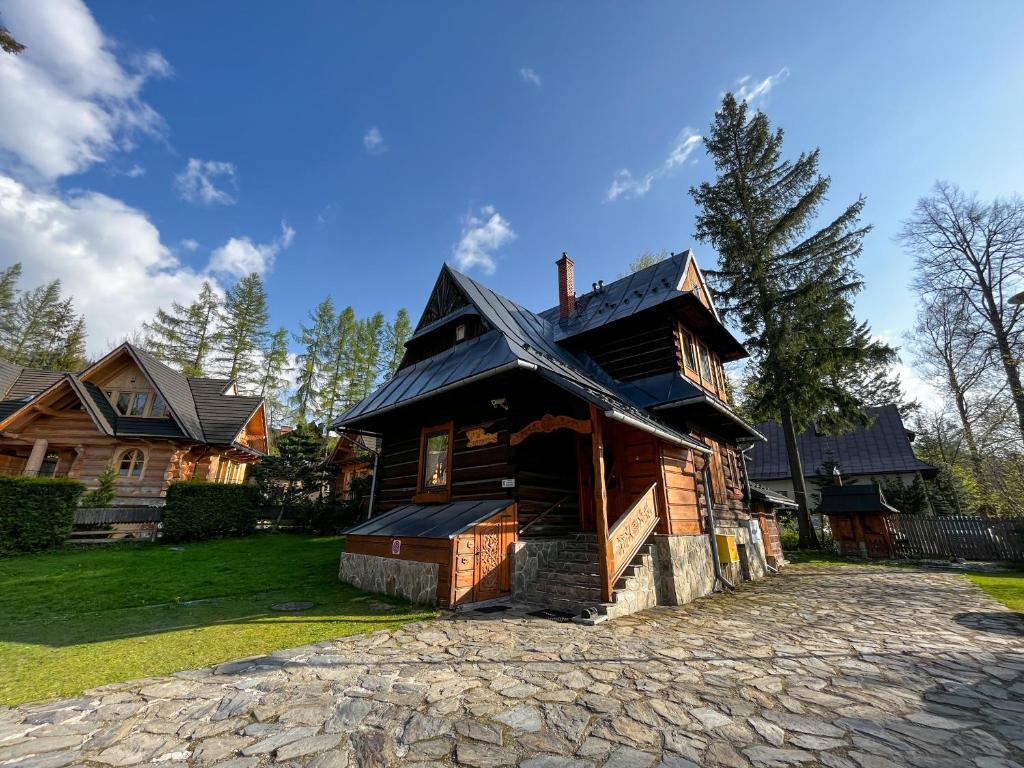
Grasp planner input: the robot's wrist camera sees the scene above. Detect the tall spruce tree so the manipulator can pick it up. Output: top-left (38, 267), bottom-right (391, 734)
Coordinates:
top-left (143, 281), bottom-right (221, 376)
top-left (383, 308), bottom-right (412, 379)
top-left (291, 297), bottom-right (336, 423)
top-left (319, 305), bottom-right (357, 429)
top-left (0, 263), bottom-right (20, 348)
top-left (690, 94), bottom-right (894, 548)
top-left (215, 272), bottom-right (269, 387)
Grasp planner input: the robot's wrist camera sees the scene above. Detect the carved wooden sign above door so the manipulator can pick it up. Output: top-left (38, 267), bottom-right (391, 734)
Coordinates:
top-left (464, 427), bottom-right (499, 447)
top-left (510, 414), bottom-right (592, 446)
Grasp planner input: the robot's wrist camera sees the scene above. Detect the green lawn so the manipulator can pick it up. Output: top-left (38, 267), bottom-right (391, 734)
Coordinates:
top-left (0, 535), bottom-right (435, 706)
top-left (967, 570), bottom-right (1024, 614)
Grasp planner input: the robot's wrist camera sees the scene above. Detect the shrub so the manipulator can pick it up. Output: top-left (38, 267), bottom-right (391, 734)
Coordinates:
top-left (162, 481), bottom-right (259, 542)
top-left (0, 476), bottom-right (84, 554)
top-left (778, 524), bottom-right (800, 551)
top-left (81, 464), bottom-right (117, 507)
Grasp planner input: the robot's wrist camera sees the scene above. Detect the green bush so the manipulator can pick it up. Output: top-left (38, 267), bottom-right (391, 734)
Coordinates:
top-left (0, 476), bottom-right (84, 554)
top-left (778, 524), bottom-right (800, 551)
top-left (162, 482), bottom-right (259, 542)
top-left (81, 464), bottom-right (117, 507)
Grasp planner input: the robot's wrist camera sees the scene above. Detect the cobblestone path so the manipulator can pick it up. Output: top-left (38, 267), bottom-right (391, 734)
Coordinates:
top-left (1, 564), bottom-right (1022, 767)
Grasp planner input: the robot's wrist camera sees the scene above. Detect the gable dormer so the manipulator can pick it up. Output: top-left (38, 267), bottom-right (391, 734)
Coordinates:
top-left (401, 267), bottom-right (492, 368)
top-left (84, 355), bottom-right (170, 418)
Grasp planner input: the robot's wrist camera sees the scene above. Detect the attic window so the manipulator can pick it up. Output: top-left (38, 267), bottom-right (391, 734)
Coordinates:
top-left (455, 324), bottom-right (466, 342)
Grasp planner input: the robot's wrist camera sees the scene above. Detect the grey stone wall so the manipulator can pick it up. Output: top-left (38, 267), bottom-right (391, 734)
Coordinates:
top-left (718, 522), bottom-right (769, 581)
top-left (606, 548), bottom-right (658, 617)
top-left (339, 552), bottom-right (439, 606)
top-left (651, 534), bottom-right (717, 606)
top-left (511, 539), bottom-right (564, 601)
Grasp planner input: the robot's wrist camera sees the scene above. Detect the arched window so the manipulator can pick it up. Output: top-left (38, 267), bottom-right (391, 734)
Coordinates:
top-left (118, 448), bottom-right (145, 478)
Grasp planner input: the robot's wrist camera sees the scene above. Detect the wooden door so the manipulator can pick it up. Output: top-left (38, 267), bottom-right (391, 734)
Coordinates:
top-left (471, 507), bottom-right (515, 603)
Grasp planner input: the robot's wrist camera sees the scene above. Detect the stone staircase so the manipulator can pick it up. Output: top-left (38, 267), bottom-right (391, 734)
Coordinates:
top-left (523, 533), bottom-right (658, 624)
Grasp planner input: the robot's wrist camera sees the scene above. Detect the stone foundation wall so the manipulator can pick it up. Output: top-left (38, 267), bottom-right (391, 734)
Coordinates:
top-left (339, 552), bottom-right (439, 606)
top-left (511, 539), bottom-right (564, 601)
top-left (719, 522), bottom-right (769, 581)
top-left (651, 534), bottom-right (717, 606)
top-left (608, 548), bottom-right (658, 617)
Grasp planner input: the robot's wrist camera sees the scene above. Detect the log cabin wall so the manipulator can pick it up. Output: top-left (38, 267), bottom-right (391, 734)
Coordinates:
top-left (659, 443), bottom-right (702, 535)
top-left (372, 380), bottom-right (516, 515)
top-left (564, 315), bottom-right (679, 383)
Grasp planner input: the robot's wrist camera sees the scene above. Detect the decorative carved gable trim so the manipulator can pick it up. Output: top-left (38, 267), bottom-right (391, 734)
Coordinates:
top-left (417, 268), bottom-right (471, 330)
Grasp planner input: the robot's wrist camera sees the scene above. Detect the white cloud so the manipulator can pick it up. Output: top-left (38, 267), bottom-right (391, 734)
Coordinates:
top-left (0, 174), bottom-right (210, 355)
top-left (451, 205), bottom-right (516, 274)
top-left (180, 238), bottom-right (199, 251)
top-left (0, 0), bottom-right (169, 181)
top-left (175, 158), bottom-right (237, 205)
top-left (519, 67), bottom-right (543, 87)
top-left (732, 67), bottom-right (790, 106)
top-left (120, 164), bottom-right (146, 178)
top-left (363, 127), bottom-right (385, 154)
top-left (605, 128), bottom-right (701, 202)
top-left (208, 221), bottom-right (295, 279)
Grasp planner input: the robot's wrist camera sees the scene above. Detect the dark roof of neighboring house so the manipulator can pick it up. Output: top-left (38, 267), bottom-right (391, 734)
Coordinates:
top-left (188, 378), bottom-right (263, 444)
top-left (817, 483), bottom-right (898, 515)
top-left (334, 265), bottom-right (711, 453)
top-left (747, 405), bottom-right (936, 481)
top-left (346, 499), bottom-right (514, 539)
top-left (0, 344), bottom-right (264, 451)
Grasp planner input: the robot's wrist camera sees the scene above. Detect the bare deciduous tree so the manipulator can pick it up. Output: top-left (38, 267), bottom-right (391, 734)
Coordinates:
top-left (899, 182), bottom-right (1024, 442)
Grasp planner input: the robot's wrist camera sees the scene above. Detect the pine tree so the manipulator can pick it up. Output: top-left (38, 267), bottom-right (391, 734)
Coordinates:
top-left (690, 94), bottom-right (894, 549)
top-left (320, 306), bottom-right (357, 427)
top-left (383, 308), bottom-right (412, 379)
top-left (144, 282), bottom-right (221, 376)
top-left (215, 273), bottom-right (269, 387)
top-left (291, 297), bottom-right (336, 423)
top-left (257, 327), bottom-right (292, 428)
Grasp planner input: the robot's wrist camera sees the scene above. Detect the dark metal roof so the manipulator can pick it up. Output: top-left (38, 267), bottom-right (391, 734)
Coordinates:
top-left (747, 405), bottom-right (937, 481)
top-left (188, 378), bottom-right (264, 446)
top-left (539, 252), bottom-right (701, 337)
top-left (346, 499), bottom-right (513, 539)
top-left (618, 372), bottom-right (764, 442)
top-left (750, 482), bottom-right (798, 509)
top-left (335, 265), bottom-right (709, 452)
top-left (130, 346), bottom-right (204, 441)
top-left (7, 367), bottom-right (66, 399)
top-left (817, 483), bottom-right (898, 515)
top-left (407, 305), bottom-right (481, 343)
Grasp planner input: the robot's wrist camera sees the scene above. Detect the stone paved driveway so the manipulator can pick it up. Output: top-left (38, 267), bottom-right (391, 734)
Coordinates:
top-left (2, 564), bottom-right (1023, 768)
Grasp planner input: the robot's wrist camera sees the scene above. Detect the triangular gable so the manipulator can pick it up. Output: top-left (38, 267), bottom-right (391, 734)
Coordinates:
top-left (0, 375), bottom-right (114, 436)
top-left (678, 251), bottom-right (720, 321)
top-left (80, 343), bottom-right (203, 441)
top-left (416, 267), bottom-right (473, 331)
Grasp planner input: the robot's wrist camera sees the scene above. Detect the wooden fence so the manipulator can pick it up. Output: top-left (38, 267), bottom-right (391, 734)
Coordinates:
top-left (69, 506), bottom-right (162, 543)
top-left (887, 514), bottom-right (1024, 562)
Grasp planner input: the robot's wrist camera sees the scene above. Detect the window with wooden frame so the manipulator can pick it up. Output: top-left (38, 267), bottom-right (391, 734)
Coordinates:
top-left (117, 448), bottom-right (146, 479)
top-left (697, 341), bottom-right (713, 383)
top-left (680, 328), bottom-right (697, 371)
top-left (415, 422), bottom-right (453, 502)
top-left (105, 388), bottom-right (169, 418)
top-left (708, 441), bottom-right (727, 505)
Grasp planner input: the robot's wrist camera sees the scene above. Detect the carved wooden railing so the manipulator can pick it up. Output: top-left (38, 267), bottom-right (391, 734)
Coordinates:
top-left (605, 483), bottom-right (659, 591)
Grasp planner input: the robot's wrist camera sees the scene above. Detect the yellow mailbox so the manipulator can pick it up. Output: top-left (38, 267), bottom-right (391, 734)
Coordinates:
top-left (716, 533), bottom-right (739, 563)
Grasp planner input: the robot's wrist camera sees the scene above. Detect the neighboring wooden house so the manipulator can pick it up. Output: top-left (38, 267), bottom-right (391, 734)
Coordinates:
top-left (747, 405), bottom-right (937, 512)
top-left (0, 343), bottom-right (268, 505)
top-left (335, 251), bottom-right (774, 620)
top-left (327, 434), bottom-right (377, 501)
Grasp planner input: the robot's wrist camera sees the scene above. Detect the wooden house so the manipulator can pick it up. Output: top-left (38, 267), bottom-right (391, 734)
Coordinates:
top-left (818, 482), bottom-right (899, 558)
top-left (335, 251), bottom-right (773, 620)
top-left (0, 343), bottom-right (268, 505)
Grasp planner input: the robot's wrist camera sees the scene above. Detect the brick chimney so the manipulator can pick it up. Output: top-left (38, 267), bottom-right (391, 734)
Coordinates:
top-left (556, 252), bottom-right (576, 319)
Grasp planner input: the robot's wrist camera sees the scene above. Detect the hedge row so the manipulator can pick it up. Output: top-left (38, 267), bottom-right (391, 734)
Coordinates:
top-left (0, 476), bottom-right (84, 554)
top-left (162, 481), bottom-right (259, 542)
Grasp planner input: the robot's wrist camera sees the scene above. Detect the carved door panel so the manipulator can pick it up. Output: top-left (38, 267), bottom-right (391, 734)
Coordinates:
top-left (473, 520), bottom-right (504, 602)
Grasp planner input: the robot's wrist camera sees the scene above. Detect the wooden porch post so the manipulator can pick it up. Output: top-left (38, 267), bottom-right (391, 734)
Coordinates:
top-left (590, 404), bottom-right (612, 602)
top-left (24, 438), bottom-right (48, 477)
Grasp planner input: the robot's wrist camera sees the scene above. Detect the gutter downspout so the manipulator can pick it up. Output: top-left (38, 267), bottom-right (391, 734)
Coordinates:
top-left (703, 465), bottom-right (735, 592)
top-left (740, 446), bottom-right (779, 575)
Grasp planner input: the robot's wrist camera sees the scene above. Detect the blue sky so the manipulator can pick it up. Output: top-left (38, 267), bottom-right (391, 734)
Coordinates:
top-left (2, 1), bottom-right (1023, 398)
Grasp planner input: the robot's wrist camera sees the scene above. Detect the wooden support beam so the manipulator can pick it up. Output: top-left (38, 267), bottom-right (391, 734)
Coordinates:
top-left (590, 404), bottom-right (612, 603)
top-left (24, 438), bottom-right (48, 476)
